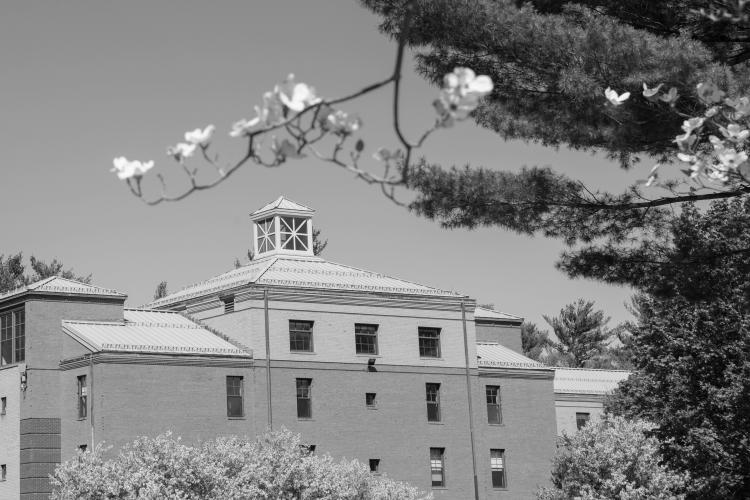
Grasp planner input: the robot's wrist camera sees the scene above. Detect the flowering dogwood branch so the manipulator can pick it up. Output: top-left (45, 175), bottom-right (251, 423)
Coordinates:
top-left (112, 2), bottom-right (493, 206)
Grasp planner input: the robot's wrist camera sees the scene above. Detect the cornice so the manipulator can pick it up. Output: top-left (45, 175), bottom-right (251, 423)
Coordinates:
top-left (60, 352), bottom-right (254, 370)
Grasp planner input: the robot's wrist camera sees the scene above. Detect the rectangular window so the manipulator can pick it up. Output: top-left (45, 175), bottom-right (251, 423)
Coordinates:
top-left (289, 320), bottom-right (314, 352)
top-left (0, 312), bottom-right (13, 366)
top-left (418, 327), bottom-right (441, 358)
top-left (491, 449), bottom-right (506, 488)
top-left (355, 324), bottom-right (378, 355)
top-left (13, 310), bottom-right (24, 363)
top-left (426, 383), bottom-right (441, 422)
top-left (486, 386), bottom-right (502, 424)
top-left (1, 397), bottom-right (6, 415)
top-left (77, 375), bottom-right (87, 419)
top-left (1, 464), bottom-right (5, 481)
top-left (576, 412), bottom-right (590, 430)
top-left (430, 448), bottom-right (445, 487)
top-left (296, 378), bottom-right (312, 419)
top-left (369, 459), bottom-right (380, 473)
top-left (226, 376), bottom-right (244, 417)
top-left (365, 392), bottom-right (377, 408)
top-left (78, 444), bottom-right (88, 452)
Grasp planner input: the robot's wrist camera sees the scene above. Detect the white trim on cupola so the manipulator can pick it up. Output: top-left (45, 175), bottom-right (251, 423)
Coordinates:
top-left (250, 196), bottom-right (315, 258)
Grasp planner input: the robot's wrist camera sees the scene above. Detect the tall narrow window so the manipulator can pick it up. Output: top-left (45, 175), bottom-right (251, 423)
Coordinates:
top-left (576, 412), bottom-right (590, 430)
top-left (1, 464), bottom-right (6, 481)
top-left (426, 383), bottom-right (441, 422)
top-left (226, 376), bottom-right (244, 417)
top-left (289, 320), bottom-right (314, 352)
top-left (256, 217), bottom-right (276, 254)
top-left (490, 449), bottom-right (506, 488)
top-left (296, 378), bottom-right (312, 419)
top-left (365, 392), bottom-right (377, 408)
top-left (77, 375), bottom-right (87, 419)
top-left (430, 448), bottom-right (445, 487)
top-left (1, 397), bottom-right (6, 415)
top-left (355, 324), bottom-right (378, 355)
top-left (486, 385), bottom-right (502, 424)
top-left (13, 310), bottom-right (24, 363)
top-left (0, 313), bottom-right (12, 366)
top-left (418, 327), bottom-right (441, 358)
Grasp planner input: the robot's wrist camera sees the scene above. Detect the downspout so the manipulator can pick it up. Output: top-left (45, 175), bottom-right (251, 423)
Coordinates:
top-left (264, 289), bottom-right (273, 430)
top-left (89, 352), bottom-right (94, 449)
top-left (461, 300), bottom-right (480, 500)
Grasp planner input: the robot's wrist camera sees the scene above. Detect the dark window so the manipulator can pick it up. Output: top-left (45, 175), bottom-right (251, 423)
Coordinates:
top-left (491, 449), bottom-right (506, 488)
top-left (0, 312), bottom-right (14, 366)
top-left (365, 392), bottom-right (377, 408)
top-left (289, 320), bottom-right (314, 352)
top-left (426, 383), bottom-right (441, 422)
top-left (300, 444), bottom-right (316, 455)
top-left (369, 459), bottom-right (380, 473)
top-left (355, 324), bottom-right (378, 355)
top-left (226, 376), bottom-right (244, 417)
top-left (486, 386), bottom-right (502, 424)
top-left (576, 412), bottom-right (590, 430)
top-left (430, 448), bottom-right (445, 487)
top-left (1, 464), bottom-right (5, 481)
top-left (78, 444), bottom-right (88, 452)
top-left (1, 397), bottom-right (6, 415)
top-left (13, 310), bottom-right (24, 363)
top-left (296, 378), bottom-right (312, 419)
top-left (223, 296), bottom-right (235, 314)
top-left (77, 375), bottom-right (87, 419)
top-left (418, 327), bottom-right (441, 358)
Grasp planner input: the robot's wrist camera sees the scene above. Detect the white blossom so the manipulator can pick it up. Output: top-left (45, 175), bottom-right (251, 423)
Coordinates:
top-left (111, 157), bottom-right (154, 180)
top-left (166, 142), bottom-right (196, 161)
top-left (642, 83), bottom-right (663, 101)
top-left (275, 74), bottom-right (321, 112)
top-left (434, 67), bottom-right (493, 126)
top-left (325, 110), bottom-right (362, 135)
top-left (604, 87), bottom-right (630, 106)
top-left (184, 125), bottom-right (215, 146)
top-left (696, 82), bottom-right (725, 104)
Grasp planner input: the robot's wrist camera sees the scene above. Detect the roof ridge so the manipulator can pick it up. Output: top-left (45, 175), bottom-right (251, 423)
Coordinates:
top-left (305, 257), bottom-right (461, 296)
top-left (554, 367), bottom-right (632, 373)
top-left (62, 319), bottom-right (124, 326)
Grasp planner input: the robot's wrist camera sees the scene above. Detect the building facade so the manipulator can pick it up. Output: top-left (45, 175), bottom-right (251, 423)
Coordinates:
top-left (0, 197), bottom-right (621, 499)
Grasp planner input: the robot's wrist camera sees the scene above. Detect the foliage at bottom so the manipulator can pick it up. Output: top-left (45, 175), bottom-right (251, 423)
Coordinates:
top-left (537, 416), bottom-right (687, 500)
top-left (50, 429), bottom-right (431, 500)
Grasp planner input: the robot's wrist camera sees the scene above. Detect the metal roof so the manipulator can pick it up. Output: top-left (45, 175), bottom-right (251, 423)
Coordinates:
top-left (474, 306), bottom-right (523, 322)
top-left (476, 342), bottom-right (549, 370)
top-left (251, 196), bottom-right (314, 217)
top-left (146, 255), bottom-right (462, 308)
top-left (0, 276), bottom-right (126, 303)
top-left (62, 309), bottom-right (250, 357)
top-left (553, 368), bottom-right (630, 395)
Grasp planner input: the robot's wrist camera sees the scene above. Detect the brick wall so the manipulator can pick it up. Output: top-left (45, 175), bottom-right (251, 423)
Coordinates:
top-left (475, 322), bottom-right (523, 354)
top-left (0, 366), bottom-right (20, 500)
top-left (554, 395), bottom-right (605, 436)
top-left (19, 418), bottom-right (60, 499)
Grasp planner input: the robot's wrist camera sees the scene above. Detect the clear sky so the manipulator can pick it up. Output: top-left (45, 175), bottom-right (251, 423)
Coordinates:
top-left (0, 0), bottom-right (640, 329)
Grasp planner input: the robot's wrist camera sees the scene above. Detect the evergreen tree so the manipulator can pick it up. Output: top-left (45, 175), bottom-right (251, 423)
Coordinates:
top-left (542, 299), bottom-right (614, 367)
top-left (0, 253), bottom-right (91, 294)
top-left (359, 0), bottom-right (750, 273)
top-left (153, 281), bottom-right (168, 300)
top-left (604, 197), bottom-right (750, 499)
top-left (520, 321), bottom-right (550, 362)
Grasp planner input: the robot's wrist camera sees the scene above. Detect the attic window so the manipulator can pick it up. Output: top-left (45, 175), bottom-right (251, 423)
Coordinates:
top-left (222, 296), bottom-right (235, 314)
top-left (256, 217), bottom-right (276, 254)
top-left (280, 217), bottom-right (309, 251)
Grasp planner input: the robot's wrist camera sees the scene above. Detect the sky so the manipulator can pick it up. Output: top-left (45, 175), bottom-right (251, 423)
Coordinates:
top-left (0, 0), bottom-right (643, 329)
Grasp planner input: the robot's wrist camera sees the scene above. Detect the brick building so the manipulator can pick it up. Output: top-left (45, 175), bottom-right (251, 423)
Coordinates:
top-left (0, 196), bottom-right (617, 499)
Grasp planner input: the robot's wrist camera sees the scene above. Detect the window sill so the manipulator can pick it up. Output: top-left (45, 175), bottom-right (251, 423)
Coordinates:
top-left (297, 417), bottom-right (315, 421)
top-left (366, 406), bottom-right (378, 410)
top-left (431, 487), bottom-right (447, 490)
top-left (355, 354), bottom-right (381, 358)
top-left (289, 351), bottom-right (317, 355)
top-left (488, 422), bottom-right (504, 427)
top-left (419, 357), bottom-right (443, 361)
top-left (427, 421), bottom-right (444, 425)
top-left (76, 418), bottom-right (87, 421)
top-left (492, 487), bottom-right (508, 490)
top-left (227, 416), bottom-right (246, 420)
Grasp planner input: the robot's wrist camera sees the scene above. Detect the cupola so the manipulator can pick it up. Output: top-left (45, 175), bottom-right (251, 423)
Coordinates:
top-left (249, 196), bottom-right (315, 258)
